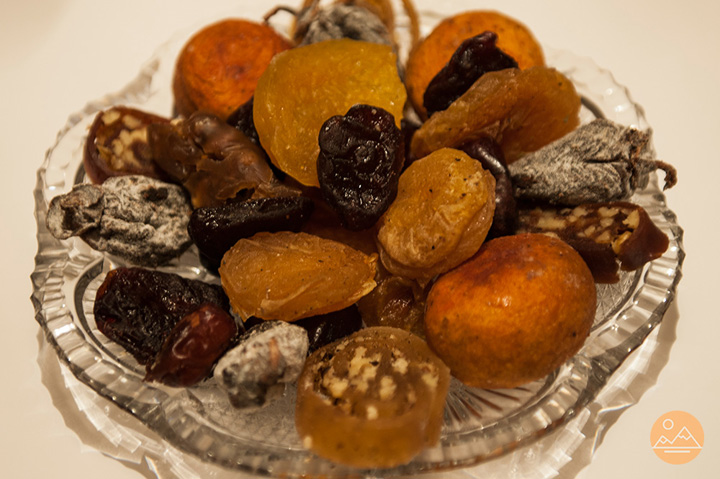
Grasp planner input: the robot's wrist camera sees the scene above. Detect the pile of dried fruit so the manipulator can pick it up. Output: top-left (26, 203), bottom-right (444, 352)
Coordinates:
top-left (46, 0), bottom-right (677, 469)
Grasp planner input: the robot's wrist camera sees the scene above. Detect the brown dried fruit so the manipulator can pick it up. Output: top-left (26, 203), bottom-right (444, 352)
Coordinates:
top-left (410, 66), bottom-right (581, 163)
top-left (253, 38), bottom-right (406, 186)
top-left (406, 10), bottom-right (545, 119)
top-left (295, 327), bottom-right (450, 468)
top-left (219, 231), bottom-right (378, 321)
top-left (173, 19), bottom-right (292, 120)
top-left (376, 148), bottom-right (495, 283)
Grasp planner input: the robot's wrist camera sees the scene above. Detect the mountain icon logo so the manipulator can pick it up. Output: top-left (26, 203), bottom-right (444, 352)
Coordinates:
top-left (651, 411), bottom-right (703, 465)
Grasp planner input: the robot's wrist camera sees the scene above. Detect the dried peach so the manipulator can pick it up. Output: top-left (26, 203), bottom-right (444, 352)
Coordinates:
top-left (219, 231), bottom-right (377, 321)
top-left (406, 10), bottom-right (545, 119)
top-left (376, 148), bottom-right (495, 283)
top-left (410, 66), bottom-right (581, 163)
top-left (173, 19), bottom-right (292, 120)
top-left (253, 39), bottom-right (406, 187)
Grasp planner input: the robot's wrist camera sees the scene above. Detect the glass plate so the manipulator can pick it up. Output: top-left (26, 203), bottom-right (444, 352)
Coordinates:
top-left (31, 6), bottom-right (684, 478)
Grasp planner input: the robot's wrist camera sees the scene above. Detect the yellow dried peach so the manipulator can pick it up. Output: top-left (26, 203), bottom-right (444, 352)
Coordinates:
top-left (253, 39), bottom-right (406, 187)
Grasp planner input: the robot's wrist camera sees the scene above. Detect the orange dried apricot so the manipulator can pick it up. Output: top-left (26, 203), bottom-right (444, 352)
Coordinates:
top-left (406, 10), bottom-right (545, 119)
top-left (410, 66), bottom-right (581, 163)
top-left (173, 19), bottom-right (292, 120)
top-left (253, 39), bottom-right (406, 187)
top-left (376, 148), bottom-right (495, 283)
top-left (219, 231), bottom-right (377, 321)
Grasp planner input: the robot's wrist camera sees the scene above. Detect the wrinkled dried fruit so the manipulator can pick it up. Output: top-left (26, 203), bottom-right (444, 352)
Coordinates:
top-left (356, 271), bottom-right (427, 338)
top-left (253, 39), bottom-right (406, 186)
top-left (219, 231), bottom-right (378, 321)
top-left (83, 106), bottom-right (170, 184)
top-left (376, 148), bottom-right (495, 283)
top-left (516, 201), bottom-right (669, 283)
top-left (411, 66), bottom-right (581, 163)
top-left (317, 104), bottom-right (404, 230)
top-left (94, 267), bottom-right (230, 365)
top-left (145, 303), bottom-right (239, 387)
top-left (214, 321), bottom-right (309, 410)
top-left (424, 32), bottom-right (518, 116)
top-left (173, 19), bottom-right (292, 120)
top-left (406, 10), bottom-right (544, 119)
top-left (294, 3), bottom-right (393, 47)
top-left (295, 305), bottom-right (364, 353)
top-left (295, 327), bottom-right (450, 468)
top-left (188, 196), bottom-right (315, 270)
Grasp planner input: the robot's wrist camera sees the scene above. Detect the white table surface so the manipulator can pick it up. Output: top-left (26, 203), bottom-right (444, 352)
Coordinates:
top-left (2, 0), bottom-right (718, 478)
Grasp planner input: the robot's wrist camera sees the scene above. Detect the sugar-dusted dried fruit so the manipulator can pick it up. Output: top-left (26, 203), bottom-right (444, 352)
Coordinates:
top-left (317, 104), bottom-right (404, 230)
top-left (423, 32), bottom-right (518, 117)
top-left (145, 303), bottom-right (239, 387)
top-left (173, 19), bottom-right (291, 120)
top-left (295, 327), bottom-right (450, 468)
top-left (94, 267), bottom-right (231, 366)
top-left (516, 201), bottom-right (669, 283)
top-left (425, 233), bottom-right (596, 388)
top-left (376, 148), bottom-right (495, 283)
top-left (219, 231), bottom-right (378, 321)
top-left (83, 106), bottom-right (170, 184)
top-left (253, 38), bottom-right (406, 187)
top-left (294, 2), bottom-right (393, 47)
top-left (406, 10), bottom-right (545, 119)
top-left (411, 66), bottom-right (581, 163)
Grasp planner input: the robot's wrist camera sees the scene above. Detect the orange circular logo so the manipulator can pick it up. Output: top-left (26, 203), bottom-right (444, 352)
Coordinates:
top-left (650, 411), bottom-right (703, 464)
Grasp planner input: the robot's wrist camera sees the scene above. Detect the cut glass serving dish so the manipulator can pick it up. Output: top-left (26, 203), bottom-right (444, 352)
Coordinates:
top-left (31, 4), bottom-right (684, 478)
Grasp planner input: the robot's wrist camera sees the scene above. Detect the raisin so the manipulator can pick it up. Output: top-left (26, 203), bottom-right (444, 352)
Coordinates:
top-left (459, 136), bottom-right (518, 238)
top-left (219, 231), bottom-right (377, 321)
top-left (356, 272), bottom-right (427, 338)
top-left (145, 303), bottom-right (239, 387)
top-left (94, 267), bottom-right (230, 365)
top-left (376, 148), bottom-right (495, 283)
top-left (188, 196), bottom-right (315, 270)
top-left (253, 39), bottom-right (406, 187)
top-left (295, 327), bottom-right (450, 468)
top-left (317, 104), bottom-right (404, 230)
top-left (295, 305), bottom-right (363, 353)
top-left (423, 32), bottom-right (518, 116)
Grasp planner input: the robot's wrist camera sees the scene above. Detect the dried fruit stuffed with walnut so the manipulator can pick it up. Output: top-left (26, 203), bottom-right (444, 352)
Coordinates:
top-left (219, 231), bottom-right (378, 321)
top-left (295, 327), bottom-right (450, 468)
top-left (376, 147), bottom-right (495, 283)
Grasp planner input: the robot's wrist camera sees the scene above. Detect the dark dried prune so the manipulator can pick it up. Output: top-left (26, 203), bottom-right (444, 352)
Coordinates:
top-left (423, 32), bottom-right (518, 116)
top-left (226, 96), bottom-right (261, 147)
top-left (295, 304), bottom-right (363, 353)
top-left (145, 303), bottom-right (239, 387)
top-left (459, 136), bottom-right (518, 238)
top-left (317, 104), bottom-right (404, 230)
top-left (94, 267), bottom-right (231, 365)
top-left (188, 196), bottom-right (315, 270)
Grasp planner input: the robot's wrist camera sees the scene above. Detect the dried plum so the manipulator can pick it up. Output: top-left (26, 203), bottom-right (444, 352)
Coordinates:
top-left (94, 267), bottom-right (230, 365)
top-left (317, 104), bottom-right (404, 230)
top-left (423, 32), bottom-right (518, 116)
top-left (295, 305), bottom-right (363, 353)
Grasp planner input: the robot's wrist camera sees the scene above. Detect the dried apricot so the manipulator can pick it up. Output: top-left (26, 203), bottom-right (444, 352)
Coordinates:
top-left (253, 39), bottom-right (406, 187)
top-left (219, 231), bottom-right (377, 321)
top-left (295, 327), bottom-right (450, 468)
top-left (406, 10), bottom-right (545, 119)
top-left (173, 19), bottom-right (292, 120)
top-left (376, 148), bottom-right (495, 283)
top-left (410, 66), bottom-right (581, 163)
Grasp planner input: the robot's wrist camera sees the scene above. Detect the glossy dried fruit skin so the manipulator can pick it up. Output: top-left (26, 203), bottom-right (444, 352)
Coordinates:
top-left (145, 303), bottom-right (239, 387)
top-left (173, 19), bottom-right (292, 120)
top-left (219, 231), bottom-right (377, 321)
top-left (406, 10), bottom-right (545, 119)
top-left (296, 326), bottom-right (450, 468)
top-left (356, 272), bottom-right (427, 338)
top-left (188, 196), bottom-right (315, 270)
top-left (376, 148), bottom-right (496, 283)
top-left (94, 267), bottom-right (230, 365)
top-left (83, 106), bottom-right (170, 184)
top-left (317, 104), bottom-right (404, 230)
top-left (294, 305), bottom-right (363, 353)
top-left (424, 233), bottom-right (596, 389)
top-left (253, 39), bottom-right (406, 187)
top-left (424, 32), bottom-right (518, 116)
top-left (411, 66), bottom-right (582, 163)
